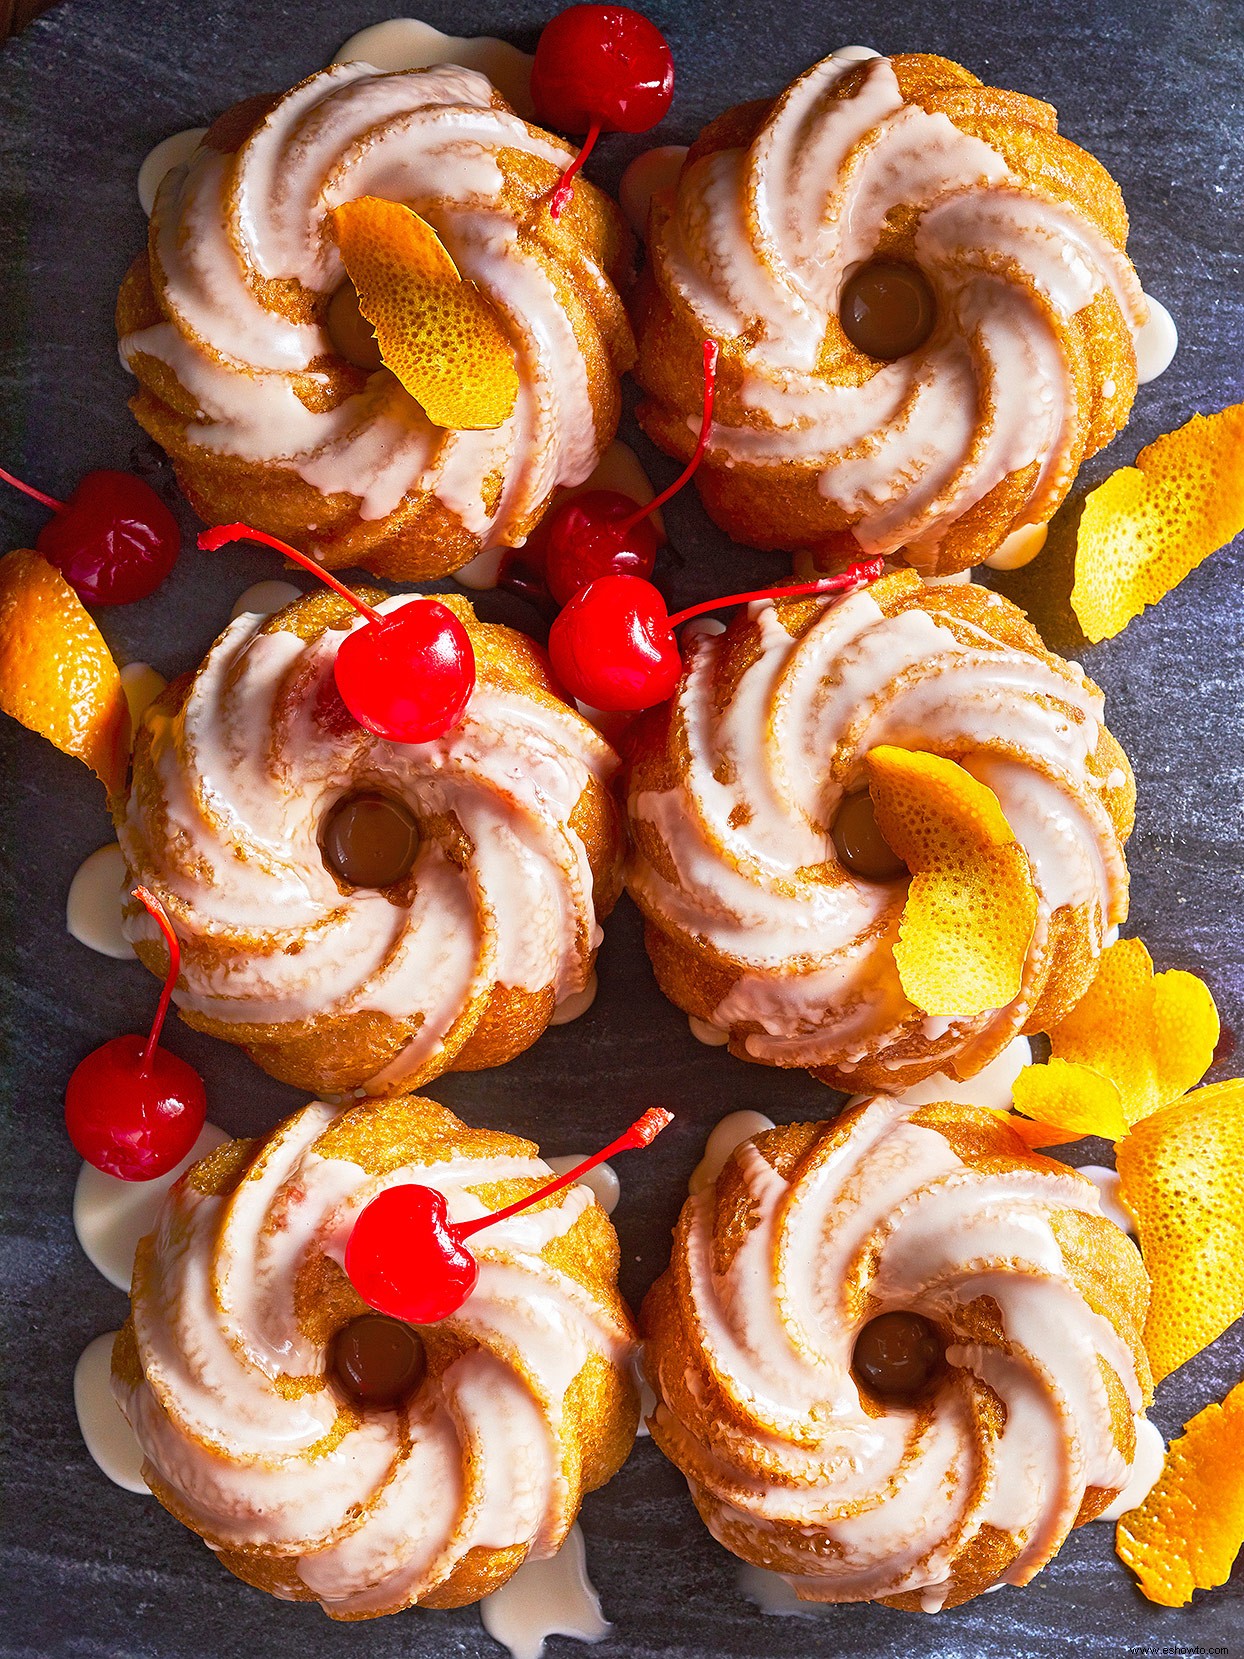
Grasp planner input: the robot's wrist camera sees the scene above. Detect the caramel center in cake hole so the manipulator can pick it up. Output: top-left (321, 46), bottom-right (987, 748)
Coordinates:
top-left (329, 1313), bottom-right (427, 1410)
top-left (320, 790), bottom-right (421, 890)
top-left (851, 1311), bottom-right (946, 1404)
top-left (839, 260), bottom-right (937, 360)
top-left (327, 279), bottom-right (384, 372)
top-left (830, 790), bottom-right (907, 881)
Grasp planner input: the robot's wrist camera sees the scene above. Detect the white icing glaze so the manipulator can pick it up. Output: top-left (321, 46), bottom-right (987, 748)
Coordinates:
top-left (737, 1562), bottom-right (832, 1617)
top-left (1134, 293), bottom-right (1178, 383)
top-left (119, 596), bottom-right (618, 1093)
top-left (651, 53), bottom-right (1148, 568)
top-left (229, 579), bottom-right (302, 620)
top-left (121, 63), bottom-right (609, 549)
top-left (479, 1522), bottom-right (610, 1659)
top-left (74, 1122), bottom-right (230, 1291)
top-left (1098, 1417), bottom-right (1165, 1521)
top-left (137, 128), bottom-right (207, 216)
top-left (688, 1013), bottom-right (729, 1045)
top-left (75, 1334), bottom-right (148, 1493)
top-left (549, 971), bottom-right (599, 1026)
top-left (619, 145), bottom-right (689, 237)
top-left (545, 1151), bottom-right (619, 1215)
top-left (120, 661), bottom-right (168, 726)
top-left (688, 1109), bottom-right (776, 1195)
top-left (333, 18), bottom-right (536, 120)
top-left (115, 1100), bottom-right (636, 1617)
top-left (66, 843), bottom-right (134, 960)
top-left (1078, 1164), bottom-right (1136, 1236)
top-left (984, 522), bottom-right (1049, 571)
top-left (854, 1036), bottom-right (1033, 1114)
top-left (647, 1094), bottom-right (1151, 1606)
top-left (628, 586), bottom-right (1128, 1080)
top-left (455, 547), bottom-right (508, 590)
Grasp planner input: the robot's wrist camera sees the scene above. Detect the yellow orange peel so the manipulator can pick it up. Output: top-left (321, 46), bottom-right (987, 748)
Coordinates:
top-left (1011, 1057), bottom-right (1128, 1142)
top-left (330, 196), bottom-right (519, 431)
top-left (1116, 1376), bottom-right (1244, 1604)
top-left (0, 548), bottom-right (129, 797)
top-left (1116, 1078), bottom-right (1244, 1382)
top-left (1072, 402), bottom-right (1244, 642)
top-left (864, 747), bottom-right (1037, 1017)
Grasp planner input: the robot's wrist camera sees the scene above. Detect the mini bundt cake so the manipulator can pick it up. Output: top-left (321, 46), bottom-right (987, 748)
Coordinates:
top-left (118, 589), bottom-right (623, 1095)
top-left (113, 1094), bottom-right (639, 1617)
top-left (624, 570), bottom-right (1133, 1090)
top-left (116, 62), bottom-right (635, 579)
top-left (633, 50), bottom-right (1150, 574)
top-left (642, 1095), bottom-right (1154, 1608)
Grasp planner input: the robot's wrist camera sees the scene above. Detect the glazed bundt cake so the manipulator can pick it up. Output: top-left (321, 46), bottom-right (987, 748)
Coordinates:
top-left (633, 50), bottom-right (1150, 574)
top-left (113, 1095), bottom-right (639, 1617)
top-left (116, 61), bottom-right (635, 579)
top-left (624, 570), bottom-right (1133, 1090)
top-left (118, 589), bottom-right (622, 1095)
top-left (642, 1095), bottom-right (1154, 1608)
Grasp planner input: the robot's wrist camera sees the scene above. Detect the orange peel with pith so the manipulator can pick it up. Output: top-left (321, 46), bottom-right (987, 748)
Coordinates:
top-left (330, 196), bottom-right (518, 431)
top-left (1116, 1078), bottom-right (1244, 1382)
top-left (1116, 1376), bottom-right (1244, 1604)
top-left (1072, 402), bottom-right (1244, 642)
top-left (864, 746), bottom-right (1037, 1018)
top-left (0, 548), bottom-right (129, 797)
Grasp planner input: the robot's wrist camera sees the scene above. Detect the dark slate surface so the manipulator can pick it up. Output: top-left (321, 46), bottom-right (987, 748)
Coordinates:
top-left (1, 0), bottom-right (1242, 1654)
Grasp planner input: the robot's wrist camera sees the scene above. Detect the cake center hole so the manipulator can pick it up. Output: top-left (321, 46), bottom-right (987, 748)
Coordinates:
top-left (839, 261), bottom-right (936, 360)
top-left (327, 280), bottom-right (383, 372)
top-left (830, 790), bottom-right (906, 881)
top-left (321, 791), bottom-right (420, 889)
top-left (852, 1311), bottom-right (945, 1402)
top-left (330, 1313), bottom-right (427, 1409)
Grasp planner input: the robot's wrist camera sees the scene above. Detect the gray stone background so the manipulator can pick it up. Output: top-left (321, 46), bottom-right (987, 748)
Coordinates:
top-left (0, 0), bottom-right (1241, 1653)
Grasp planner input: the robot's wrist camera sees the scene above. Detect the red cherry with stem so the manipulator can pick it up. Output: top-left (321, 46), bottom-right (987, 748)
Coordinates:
top-left (346, 1107), bottom-right (673, 1323)
top-left (550, 559), bottom-right (887, 713)
top-left (532, 5), bottom-right (674, 220)
top-left (65, 887), bottom-right (207, 1181)
top-left (542, 339), bottom-right (718, 606)
top-left (198, 524), bottom-right (476, 744)
top-left (0, 464), bottom-right (179, 604)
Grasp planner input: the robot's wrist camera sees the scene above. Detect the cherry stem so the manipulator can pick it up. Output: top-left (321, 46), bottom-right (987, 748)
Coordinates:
top-left (454, 1108), bottom-right (672, 1240)
top-left (667, 558), bottom-right (886, 629)
top-left (548, 119), bottom-right (602, 221)
top-left (615, 341), bottom-right (719, 538)
top-left (0, 463), bottom-right (63, 513)
top-left (133, 886), bottom-right (180, 1075)
top-left (198, 523), bottom-right (383, 626)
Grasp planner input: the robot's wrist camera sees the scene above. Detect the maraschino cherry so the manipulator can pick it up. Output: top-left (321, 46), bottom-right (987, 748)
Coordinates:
top-left (0, 464), bottom-right (179, 604)
top-left (532, 5), bottom-right (674, 220)
top-left (543, 339), bottom-right (718, 608)
top-left (550, 560), bottom-right (886, 712)
top-left (199, 524), bottom-right (476, 744)
top-left (65, 887), bottom-right (207, 1181)
top-left (346, 1107), bottom-right (673, 1323)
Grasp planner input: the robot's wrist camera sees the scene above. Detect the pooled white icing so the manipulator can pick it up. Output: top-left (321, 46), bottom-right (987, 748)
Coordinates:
top-left (546, 1151), bottom-right (620, 1216)
top-left (853, 1036), bottom-right (1033, 1114)
top-left (119, 595), bottom-right (618, 1092)
top-left (119, 661), bottom-right (168, 725)
top-left (114, 1099), bottom-right (636, 1617)
top-left (66, 843), bottom-right (134, 960)
top-left (984, 522), bottom-right (1048, 571)
top-left (74, 1122), bottom-right (230, 1291)
top-left (1134, 293), bottom-right (1178, 383)
top-left (619, 145), bottom-right (689, 237)
top-left (648, 1093), bottom-right (1150, 1607)
top-left (229, 579), bottom-right (301, 620)
top-left (651, 52), bottom-right (1149, 568)
top-left (455, 547), bottom-right (509, 590)
top-left (479, 1523), bottom-right (610, 1659)
top-left (688, 1109), bottom-right (776, 1195)
top-left (549, 971), bottom-right (599, 1026)
top-left (75, 1334), bottom-right (148, 1493)
top-left (121, 61), bottom-right (609, 549)
top-left (628, 585), bottom-right (1128, 1079)
top-left (737, 1562), bottom-right (833, 1617)
top-left (333, 18), bottom-right (536, 119)
top-left (1098, 1417), bottom-right (1165, 1521)
top-left (137, 128), bottom-right (207, 216)
top-left (1078, 1164), bottom-right (1136, 1235)
top-left (687, 1013), bottom-right (729, 1046)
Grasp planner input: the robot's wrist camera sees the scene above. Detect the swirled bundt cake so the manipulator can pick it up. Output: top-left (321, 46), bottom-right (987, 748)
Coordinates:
top-left (117, 589), bottom-right (623, 1095)
top-left (113, 1094), bottom-right (639, 1617)
top-left (642, 1095), bottom-right (1154, 1608)
top-left (116, 62), bottom-right (635, 579)
top-left (624, 570), bottom-right (1133, 1090)
top-left (633, 51), bottom-right (1150, 574)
